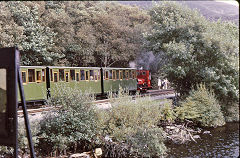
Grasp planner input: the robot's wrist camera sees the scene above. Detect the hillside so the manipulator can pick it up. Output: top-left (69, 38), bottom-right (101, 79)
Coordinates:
top-left (118, 1), bottom-right (239, 25)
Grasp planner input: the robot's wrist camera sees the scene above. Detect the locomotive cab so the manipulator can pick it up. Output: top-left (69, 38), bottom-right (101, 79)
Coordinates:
top-left (136, 70), bottom-right (152, 91)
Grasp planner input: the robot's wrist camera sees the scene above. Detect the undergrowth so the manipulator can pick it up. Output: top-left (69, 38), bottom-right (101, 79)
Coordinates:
top-left (175, 84), bottom-right (226, 127)
top-left (36, 84), bottom-right (100, 156)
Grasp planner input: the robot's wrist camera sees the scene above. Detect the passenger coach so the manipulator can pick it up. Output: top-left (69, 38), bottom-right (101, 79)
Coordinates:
top-left (19, 66), bottom-right (137, 103)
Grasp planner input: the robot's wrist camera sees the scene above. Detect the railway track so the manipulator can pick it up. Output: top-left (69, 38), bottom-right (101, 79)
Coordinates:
top-left (145, 89), bottom-right (175, 96)
top-left (18, 89), bottom-right (176, 116)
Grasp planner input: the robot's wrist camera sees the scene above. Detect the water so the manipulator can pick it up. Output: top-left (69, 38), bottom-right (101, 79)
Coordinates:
top-left (166, 123), bottom-right (239, 158)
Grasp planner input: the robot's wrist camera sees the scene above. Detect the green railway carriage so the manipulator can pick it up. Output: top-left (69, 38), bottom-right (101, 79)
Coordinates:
top-left (102, 67), bottom-right (137, 93)
top-left (18, 66), bottom-right (137, 103)
top-left (48, 66), bottom-right (102, 96)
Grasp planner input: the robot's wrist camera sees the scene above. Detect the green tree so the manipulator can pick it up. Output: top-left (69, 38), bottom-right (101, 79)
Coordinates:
top-left (7, 1), bottom-right (63, 65)
top-left (1, 1), bottom-right (150, 67)
top-left (145, 2), bottom-right (239, 105)
top-left (91, 2), bottom-right (150, 67)
top-left (0, 2), bottom-right (25, 49)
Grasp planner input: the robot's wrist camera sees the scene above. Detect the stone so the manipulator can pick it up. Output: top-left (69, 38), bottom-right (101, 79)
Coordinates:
top-left (203, 131), bottom-right (211, 134)
top-left (94, 148), bottom-right (102, 157)
top-left (193, 135), bottom-right (201, 139)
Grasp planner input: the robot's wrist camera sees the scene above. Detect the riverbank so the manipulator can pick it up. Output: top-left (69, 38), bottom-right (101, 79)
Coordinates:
top-left (166, 122), bottom-right (239, 157)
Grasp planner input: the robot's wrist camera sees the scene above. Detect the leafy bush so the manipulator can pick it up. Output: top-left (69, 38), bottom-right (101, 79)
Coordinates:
top-left (98, 95), bottom-right (170, 156)
top-left (127, 127), bottom-right (167, 157)
top-left (223, 103), bottom-right (239, 122)
top-left (160, 101), bottom-right (176, 123)
top-left (18, 119), bottom-right (40, 154)
top-left (37, 84), bottom-right (100, 156)
top-left (98, 96), bottom-right (166, 141)
top-left (175, 84), bottom-right (226, 127)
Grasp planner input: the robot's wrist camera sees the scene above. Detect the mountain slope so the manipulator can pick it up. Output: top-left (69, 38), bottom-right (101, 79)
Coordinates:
top-left (118, 1), bottom-right (239, 25)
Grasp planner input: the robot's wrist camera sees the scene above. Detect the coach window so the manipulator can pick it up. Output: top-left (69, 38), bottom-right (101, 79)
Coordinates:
top-left (120, 71), bottom-right (123, 80)
top-left (85, 70), bottom-right (89, 81)
top-left (129, 70), bottom-right (132, 79)
top-left (50, 69), bottom-right (53, 82)
top-left (21, 71), bottom-right (27, 84)
top-left (123, 70), bottom-right (126, 79)
top-left (28, 69), bottom-right (35, 82)
top-left (42, 69), bottom-right (45, 82)
top-left (112, 70), bottom-right (116, 80)
top-left (59, 69), bottom-right (65, 81)
top-left (80, 70), bottom-right (85, 80)
top-left (116, 70), bottom-right (119, 80)
top-left (76, 72), bottom-right (80, 81)
top-left (54, 72), bottom-right (58, 82)
top-left (126, 71), bottom-right (129, 79)
top-left (109, 70), bottom-right (113, 80)
top-left (36, 70), bottom-right (42, 82)
top-left (105, 70), bottom-right (109, 80)
top-left (94, 70), bottom-right (98, 80)
top-left (70, 69), bottom-right (75, 81)
top-left (90, 70), bottom-right (94, 80)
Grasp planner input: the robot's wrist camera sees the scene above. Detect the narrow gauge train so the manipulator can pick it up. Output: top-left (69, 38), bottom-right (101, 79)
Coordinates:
top-left (19, 66), bottom-right (137, 104)
top-left (136, 70), bottom-right (152, 92)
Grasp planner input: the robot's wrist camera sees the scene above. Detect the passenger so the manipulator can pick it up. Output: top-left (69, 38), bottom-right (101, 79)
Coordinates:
top-left (158, 78), bottom-right (162, 90)
top-left (161, 81), bottom-right (165, 89)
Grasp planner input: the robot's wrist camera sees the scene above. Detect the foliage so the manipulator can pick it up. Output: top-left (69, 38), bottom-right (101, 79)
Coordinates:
top-left (37, 84), bottom-right (99, 156)
top-left (98, 96), bottom-right (164, 141)
top-left (18, 120), bottom-right (40, 154)
top-left (145, 2), bottom-right (239, 106)
top-left (160, 101), bottom-right (176, 123)
top-left (127, 127), bottom-right (167, 157)
top-left (98, 95), bottom-right (170, 156)
top-left (223, 103), bottom-right (239, 122)
top-left (175, 84), bottom-right (226, 127)
top-left (0, 1), bottom-right (150, 67)
top-left (6, 2), bottom-right (63, 65)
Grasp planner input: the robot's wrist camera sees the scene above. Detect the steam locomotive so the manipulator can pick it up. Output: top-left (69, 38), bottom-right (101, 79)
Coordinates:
top-left (136, 70), bottom-right (152, 92)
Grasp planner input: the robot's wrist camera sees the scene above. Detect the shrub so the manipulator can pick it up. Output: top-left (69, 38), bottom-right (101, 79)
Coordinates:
top-left (37, 84), bottom-right (100, 156)
top-left (98, 95), bottom-right (170, 156)
top-left (127, 127), bottom-right (167, 157)
top-left (223, 103), bottom-right (239, 122)
top-left (18, 119), bottom-right (40, 154)
top-left (98, 96), bottom-right (166, 141)
top-left (175, 84), bottom-right (226, 127)
top-left (160, 101), bottom-right (176, 123)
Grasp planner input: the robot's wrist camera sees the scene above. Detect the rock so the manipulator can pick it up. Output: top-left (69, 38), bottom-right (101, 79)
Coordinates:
top-left (94, 148), bottom-right (102, 157)
top-left (203, 131), bottom-right (211, 134)
top-left (69, 153), bottom-right (90, 158)
top-left (193, 135), bottom-right (201, 139)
